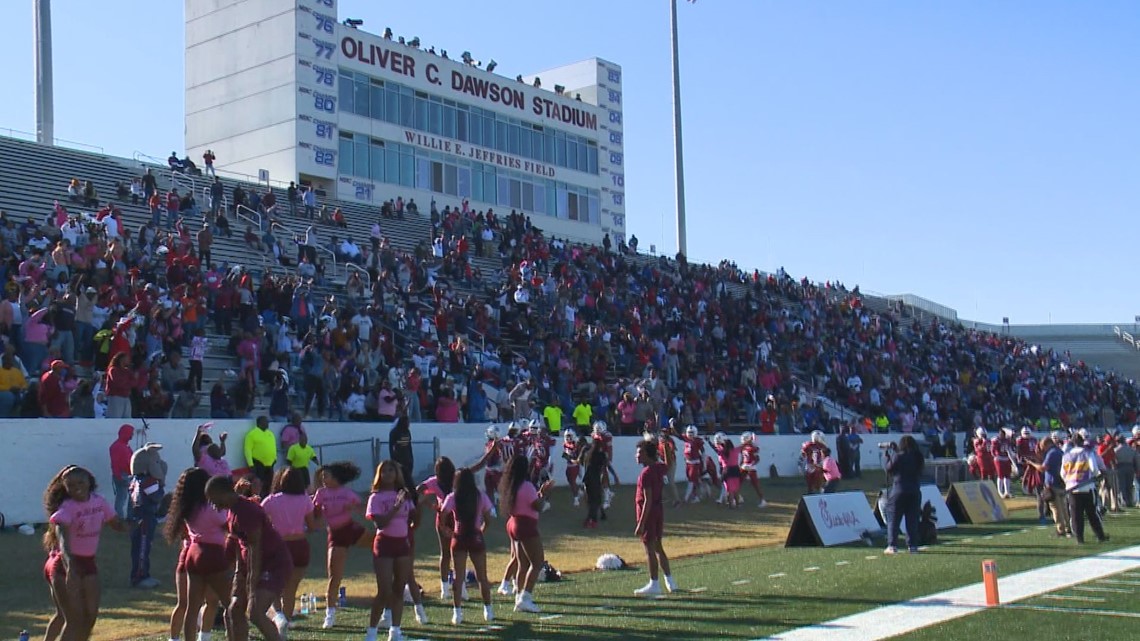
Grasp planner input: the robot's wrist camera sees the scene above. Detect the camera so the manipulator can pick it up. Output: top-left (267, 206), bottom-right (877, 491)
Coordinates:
top-left (878, 442), bottom-right (897, 450)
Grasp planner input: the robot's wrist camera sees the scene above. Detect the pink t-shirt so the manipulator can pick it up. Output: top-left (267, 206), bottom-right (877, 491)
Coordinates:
top-left (618, 401), bottom-right (636, 424)
top-left (366, 490), bottom-right (414, 538)
top-left (440, 491), bottom-right (493, 534)
top-left (186, 504), bottom-right (228, 546)
top-left (198, 445), bottom-right (231, 478)
top-left (49, 494), bottom-right (115, 557)
top-left (420, 476), bottom-right (446, 509)
top-left (313, 486), bottom-right (361, 529)
top-left (262, 492), bottom-right (314, 538)
top-left (510, 481), bottom-right (540, 520)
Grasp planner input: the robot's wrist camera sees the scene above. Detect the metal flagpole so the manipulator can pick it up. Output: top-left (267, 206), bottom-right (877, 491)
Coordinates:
top-left (34, 0), bottom-right (55, 145)
top-left (670, 0), bottom-right (688, 257)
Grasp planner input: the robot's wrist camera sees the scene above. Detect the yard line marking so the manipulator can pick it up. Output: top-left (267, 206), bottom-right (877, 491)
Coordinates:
top-left (804, 567), bottom-right (820, 572)
top-left (917, 546), bottom-right (929, 551)
top-left (835, 561), bottom-right (851, 566)
top-left (960, 538), bottom-right (975, 543)
top-left (1072, 586), bottom-right (1133, 594)
top-left (653, 595), bottom-right (669, 600)
top-left (756, 544), bottom-right (1140, 641)
top-left (732, 579), bottom-right (752, 585)
top-left (1004, 604), bottom-right (1140, 619)
top-left (769, 573), bottom-right (786, 579)
top-left (593, 606), bottom-right (612, 611)
top-left (865, 556), bottom-right (879, 560)
top-left (690, 587), bottom-right (708, 593)
top-left (1041, 594), bottom-right (1106, 602)
top-left (1001, 532), bottom-right (1013, 536)
top-left (540, 614), bottom-right (564, 620)
top-left (1098, 579), bottom-right (1140, 586)
top-left (983, 535), bottom-right (995, 540)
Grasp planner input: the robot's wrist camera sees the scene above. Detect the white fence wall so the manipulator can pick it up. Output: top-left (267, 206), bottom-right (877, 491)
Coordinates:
top-left (0, 420), bottom-right (909, 525)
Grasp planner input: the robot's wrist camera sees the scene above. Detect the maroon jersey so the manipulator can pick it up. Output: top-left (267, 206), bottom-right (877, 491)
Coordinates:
top-left (990, 436), bottom-right (1012, 461)
top-left (530, 433), bottom-right (556, 469)
top-left (740, 443), bottom-right (760, 470)
top-left (563, 439), bottom-right (581, 467)
top-left (680, 435), bottom-right (705, 465)
top-left (801, 442), bottom-right (826, 466)
top-left (1015, 436), bottom-right (1037, 460)
top-left (593, 431), bottom-right (614, 458)
top-left (636, 462), bottom-right (667, 520)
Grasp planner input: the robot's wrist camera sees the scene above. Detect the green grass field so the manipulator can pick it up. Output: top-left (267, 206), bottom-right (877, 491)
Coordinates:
top-left (3, 475), bottom-right (1137, 641)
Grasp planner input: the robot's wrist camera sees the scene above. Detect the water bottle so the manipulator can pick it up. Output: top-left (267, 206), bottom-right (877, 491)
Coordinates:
top-left (309, 592), bottom-right (317, 612)
top-left (20, 631), bottom-right (30, 641)
top-left (338, 586), bottom-right (347, 607)
top-left (300, 594), bottom-right (310, 616)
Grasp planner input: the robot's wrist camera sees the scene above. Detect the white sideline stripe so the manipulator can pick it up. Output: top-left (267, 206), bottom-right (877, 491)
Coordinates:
top-left (1004, 604), bottom-right (1140, 619)
top-left (540, 614), bottom-right (564, 620)
top-left (1098, 579), bottom-right (1140, 586)
top-left (1072, 586), bottom-right (1133, 593)
top-left (757, 545), bottom-right (1140, 641)
top-left (1042, 594), bottom-right (1106, 602)
top-left (835, 561), bottom-right (851, 566)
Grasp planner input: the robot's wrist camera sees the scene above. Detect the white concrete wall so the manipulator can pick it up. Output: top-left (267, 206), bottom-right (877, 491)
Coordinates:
top-left (0, 420), bottom-right (910, 525)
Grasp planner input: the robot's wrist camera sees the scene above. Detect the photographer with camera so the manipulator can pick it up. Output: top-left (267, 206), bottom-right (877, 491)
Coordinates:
top-left (882, 435), bottom-right (925, 554)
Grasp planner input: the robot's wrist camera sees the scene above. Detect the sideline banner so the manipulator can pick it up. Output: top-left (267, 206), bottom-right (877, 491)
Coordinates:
top-left (785, 491), bottom-right (879, 547)
top-left (945, 480), bottom-right (1008, 524)
top-left (874, 484), bottom-right (958, 534)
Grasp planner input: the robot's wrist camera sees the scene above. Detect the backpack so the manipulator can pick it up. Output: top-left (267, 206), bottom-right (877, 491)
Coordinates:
top-left (918, 501), bottom-right (938, 545)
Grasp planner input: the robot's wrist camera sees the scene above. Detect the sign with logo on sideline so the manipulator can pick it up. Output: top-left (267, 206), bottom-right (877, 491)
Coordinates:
top-left (785, 491), bottom-right (879, 547)
top-left (874, 484), bottom-right (958, 535)
top-left (945, 480), bottom-right (1008, 524)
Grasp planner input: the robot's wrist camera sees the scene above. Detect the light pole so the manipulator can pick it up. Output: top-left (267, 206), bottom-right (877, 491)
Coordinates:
top-left (34, 0), bottom-right (55, 145)
top-left (669, 0), bottom-right (688, 257)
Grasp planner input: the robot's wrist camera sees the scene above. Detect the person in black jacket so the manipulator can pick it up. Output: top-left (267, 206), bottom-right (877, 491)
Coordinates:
top-left (389, 413), bottom-right (415, 487)
top-left (884, 435), bottom-right (925, 554)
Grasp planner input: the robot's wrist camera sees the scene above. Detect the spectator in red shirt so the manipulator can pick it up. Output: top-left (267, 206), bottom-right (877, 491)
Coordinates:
top-left (105, 352), bottom-right (134, 418)
top-left (39, 359), bottom-right (71, 418)
top-left (109, 423), bottom-right (134, 519)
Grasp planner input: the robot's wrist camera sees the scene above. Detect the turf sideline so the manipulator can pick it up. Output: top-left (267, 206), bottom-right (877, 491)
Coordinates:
top-left (757, 544), bottom-right (1140, 641)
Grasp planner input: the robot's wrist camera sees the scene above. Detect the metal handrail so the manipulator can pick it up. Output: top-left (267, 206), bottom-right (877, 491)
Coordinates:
top-left (0, 127), bottom-right (105, 154)
top-left (314, 244), bottom-right (338, 282)
top-left (235, 204), bottom-right (262, 231)
top-left (133, 150), bottom-right (166, 166)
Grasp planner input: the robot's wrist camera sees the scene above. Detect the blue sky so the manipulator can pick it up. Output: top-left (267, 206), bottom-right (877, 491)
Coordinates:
top-left (0, 1), bottom-right (1136, 324)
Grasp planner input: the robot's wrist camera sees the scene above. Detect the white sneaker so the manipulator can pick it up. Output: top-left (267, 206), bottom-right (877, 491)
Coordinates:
top-left (634, 581), bottom-right (662, 596)
top-left (441, 580), bottom-right (452, 600)
top-left (513, 593), bottom-right (541, 613)
top-left (380, 608), bottom-right (392, 627)
top-left (460, 584), bottom-right (469, 601)
top-left (483, 604), bottom-right (495, 622)
top-left (403, 585), bottom-right (415, 604)
top-left (363, 627), bottom-right (377, 641)
top-left (758, 500), bottom-right (769, 508)
top-left (573, 495), bottom-right (580, 507)
top-left (322, 610), bottom-right (336, 629)
top-left (451, 607), bottom-right (463, 625)
top-left (414, 603), bottom-right (428, 625)
top-left (386, 627), bottom-right (402, 641)
top-left (497, 581), bottom-right (515, 596)
top-left (664, 575), bottom-right (678, 593)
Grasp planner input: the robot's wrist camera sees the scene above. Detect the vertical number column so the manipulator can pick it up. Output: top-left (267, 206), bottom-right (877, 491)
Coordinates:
top-left (598, 65), bottom-right (625, 237)
top-left (296, 0), bottom-right (339, 177)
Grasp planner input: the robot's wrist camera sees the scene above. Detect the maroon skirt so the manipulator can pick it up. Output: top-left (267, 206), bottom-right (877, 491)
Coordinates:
top-left (506, 515), bottom-right (539, 541)
top-left (328, 520), bottom-right (366, 548)
top-left (44, 552), bottom-right (97, 582)
top-left (186, 541), bottom-right (229, 576)
top-left (372, 534), bottom-right (412, 559)
top-left (285, 538), bottom-right (311, 568)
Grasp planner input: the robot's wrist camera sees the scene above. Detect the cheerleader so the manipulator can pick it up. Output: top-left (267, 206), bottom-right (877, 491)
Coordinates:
top-left (707, 433), bottom-right (742, 508)
top-left (204, 476), bottom-right (292, 641)
top-left (416, 458), bottom-right (457, 601)
top-left (991, 428), bottom-right (1015, 499)
top-left (562, 429), bottom-right (583, 506)
top-left (312, 462), bottom-right (368, 629)
top-left (364, 461), bottom-right (418, 641)
top-left (42, 466), bottom-right (126, 641)
top-left (261, 469), bottom-right (318, 629)
top-left (164, 468), bottom-right (228, 641)
top-left (482, 426), bottom-right (505, 511)
top-left (1016, 427), bottom-right (1043, 508)
top-left (500, 453), bottom-right (554, 613)
top-left (440, 468), bottom-right (496, 624)
top-left (674, 424), bottom-right (707, 503)
top-left (633, 439), bottom-right (677, 596)
top-left (801, 431), bottom-right (827, 494)
top-left (971, 428), bottom-right (996, 481)
top-left (739, 432), bottom-right (768, 508)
